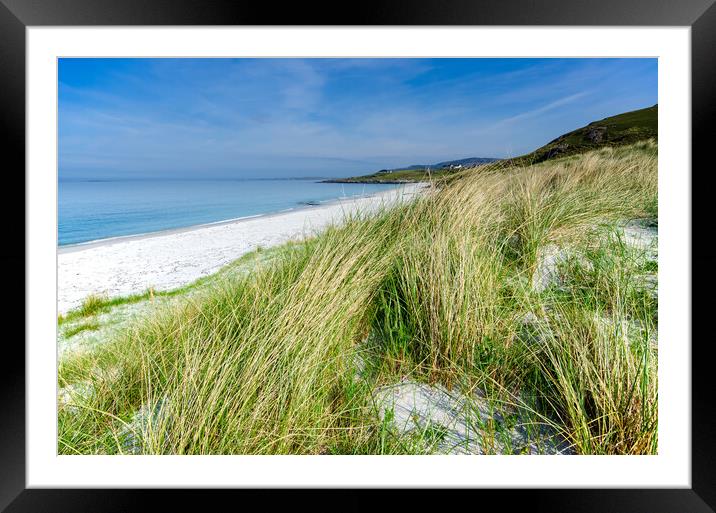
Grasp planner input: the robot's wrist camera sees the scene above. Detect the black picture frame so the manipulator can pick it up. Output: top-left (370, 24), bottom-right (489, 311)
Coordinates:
top-left (2, 1), bottom-right (714, 511)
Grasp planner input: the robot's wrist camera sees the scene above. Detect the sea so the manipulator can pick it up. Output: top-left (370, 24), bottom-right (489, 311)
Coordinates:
top-left (58, 179), bottom-right (401, 246)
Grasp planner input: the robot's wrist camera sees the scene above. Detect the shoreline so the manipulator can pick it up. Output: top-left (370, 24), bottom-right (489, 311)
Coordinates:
top-left (58, 183), bottom-right (428, 314)
top-left (59, 187), bottom-right (408, 253)
top-left (320, 179), bottom-right (424, 185)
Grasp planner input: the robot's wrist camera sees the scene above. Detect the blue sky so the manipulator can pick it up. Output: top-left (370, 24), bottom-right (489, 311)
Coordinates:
top-left (58, 58), bottom-right (657, 179)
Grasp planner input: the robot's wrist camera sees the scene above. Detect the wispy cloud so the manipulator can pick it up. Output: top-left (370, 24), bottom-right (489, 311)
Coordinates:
top-left (58, 58), bottom-right (657, 179)
top-left (488, 90), bottom-right (593, 128)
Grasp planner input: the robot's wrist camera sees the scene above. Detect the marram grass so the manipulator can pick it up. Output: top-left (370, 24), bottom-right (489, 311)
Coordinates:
top-left (58, 141), bottom-right (658, 455)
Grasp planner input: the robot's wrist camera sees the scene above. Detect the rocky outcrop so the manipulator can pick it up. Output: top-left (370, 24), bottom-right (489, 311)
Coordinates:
top-left (543, 142), bottom-right (570, 160)
top-left (586, 126), bottom-right (607, 143)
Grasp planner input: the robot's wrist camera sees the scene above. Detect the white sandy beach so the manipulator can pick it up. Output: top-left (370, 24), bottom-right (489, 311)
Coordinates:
top-left (58, 183), bottom-right (427, 314)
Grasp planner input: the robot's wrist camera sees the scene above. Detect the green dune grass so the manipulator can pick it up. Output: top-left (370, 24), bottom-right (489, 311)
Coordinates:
top-left (58, 140), bottom-right (658, 455)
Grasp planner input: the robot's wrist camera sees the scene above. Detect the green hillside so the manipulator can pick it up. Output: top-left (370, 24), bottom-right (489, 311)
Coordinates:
top-left (331, 105), bottom-right (657, 183)
top-left (323, 167), bottom-right (454, 184)
top-left (507, 104), bottom-right (657, 165)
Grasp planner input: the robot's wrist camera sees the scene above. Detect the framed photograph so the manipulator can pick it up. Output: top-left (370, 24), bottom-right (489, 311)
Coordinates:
top-left (4, 0), bottom-right (715, 510)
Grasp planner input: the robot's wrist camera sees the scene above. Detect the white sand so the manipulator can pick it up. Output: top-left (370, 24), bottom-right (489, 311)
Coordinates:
top-left (58, 183), bottom-right (428, 314)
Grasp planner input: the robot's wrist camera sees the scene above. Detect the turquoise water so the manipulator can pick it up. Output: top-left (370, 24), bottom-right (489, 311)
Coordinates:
top-left (58, 179), bottom-right (400, 246)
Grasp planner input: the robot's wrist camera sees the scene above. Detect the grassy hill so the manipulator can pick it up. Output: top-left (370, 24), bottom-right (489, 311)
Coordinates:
top-left (323, 167), bottom-right (455, 184)
top-left (505, 104), bottom-right (657, 166)
top-left (325, 159), bottom-right (498, 184)
top-left (330, 104), bottom-right (657, 183)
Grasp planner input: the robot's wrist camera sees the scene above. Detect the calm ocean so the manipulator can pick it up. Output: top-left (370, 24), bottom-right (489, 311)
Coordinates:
top-left (58, 179), bottom-right (400, 246)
